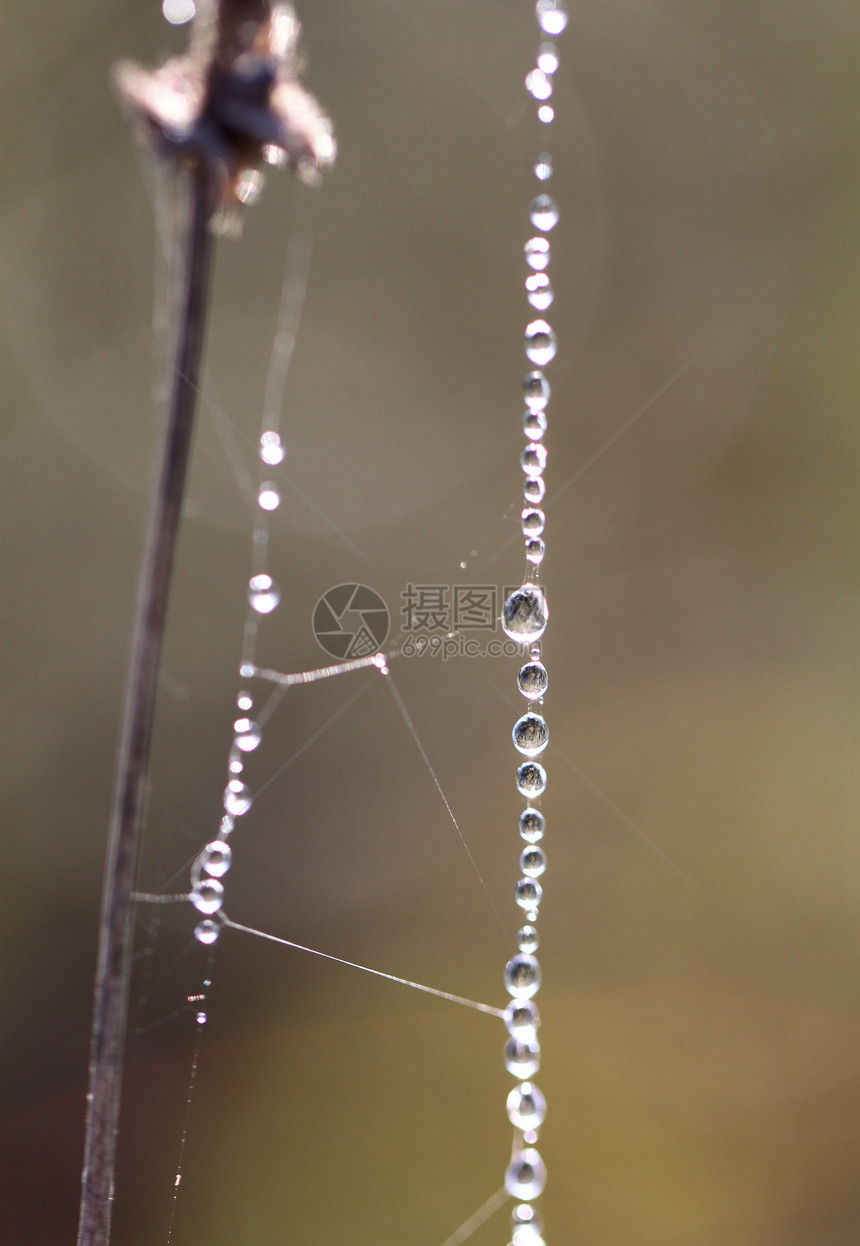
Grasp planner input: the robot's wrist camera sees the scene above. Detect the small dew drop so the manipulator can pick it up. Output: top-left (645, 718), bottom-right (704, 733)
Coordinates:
top-left (460, 560), bottom-right (467, 569)
top-left (248, 573), bottom-right (280, 614)
top-left (257, 481), bottom-right (280, 511)
top-left (525, 320), bottom-right (557, 366)
top-left (233, 717), bottom-right (262, 752)
top-left (505, 953), bottom-right (542, 999)
top-left (517, 925), bottom-right (540, 953)
top-left (530, 194), bottom-right (559, 232)
top-left (525, 271), bottom-right (554, 311)
top-left (196, 1010), bottom-right (207, 1025)
top-left (504, 999), bottom-right (541, 1041)
top-left (201, 839), bottom-right (232, 878)
top-left (524, 236), bottom-right (550, 272)
top-left (525, 68), bottom-right (552, 101)
top-left (523, 410), bottom-right (547, 441)
top-left (260, 430), bottom-right (285, 465)
top-left (507, 1082), bottom-right (547, 1131)
top-left (523, 371), bottom-right (550, 412)
top-left (190, 878), bottom-right (224, 916)
top-left (223, 779), bottom-right (252, 817)
top-left (236, 691), bottom-right (253, 711)
top-left (523, 475), bottom-right (546, 504)
top-left (518, 661), bottom-right (549, 699)
top-left (236, 168), bottom-right (264, 205)
top-left (521, 507), bottom-right (546, 537)
top-left (536, 0), bottom-right (569, 36)
top-left (521, 846), bottom-right (546, 878)
top-left (525, 537), bottom-right (546, 566)
top-left (537, 42), bottom-right (559, 73)
top-left (194, 919), bottom-right (220, 945)
top-left (505, 1037), bottom-right (541, 1077)
top-left (502, 584), bottom-right (548, 643)
top-left (505, 1146), bottom-right (546, 1200)
top-left (521, 442), bottom-right (548, 479)
top-left (513, 712), bottom-right (549, 757)
top-left (239, 663), bottom-right (255, 678)
top-left (513, 1203), bottom-right (542, 1231)
top-left (534, 152), bottom-right (553, 181)
top-left (515, 877), bottom-right (543, 910)
top-left (520, 809), bottom-right (545, 842)
top-left (516, 762), bottom-right (547, 798)
top-left (538, 104), bottom-right (555, 124)
top-left (228, 747), bottom-right (243, 774)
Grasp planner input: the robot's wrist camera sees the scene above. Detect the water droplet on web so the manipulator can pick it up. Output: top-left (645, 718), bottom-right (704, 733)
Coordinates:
top-left (257, 482), bottom-right (280, 511)
top-left (513, 712), bottom-right (549, 756)
top-left (196, 1010), bottom-right (208, 1025)
top-left (223, 779), bottom-right (252, 817)
top-left (523, 371), bottom-right (550, 411)
top-left (521, 507), bottom-right (546, 537)
top-left (228, 746), bottom-right (243, 774)
top-left (514, 1203), bottom-right (542, 1232)
top-left (191, 878), bottom-right (224, 915)
top-left (504, 999), bottom-right (541, 1040)
top-left (524, 237), bottom-right (550, 271)
top-left (525, 537), bottom-right (545, 566)
top-left (162, 0), bottom-right (195, 25)
top-left (505, 1146), bottom-right (546, 1199)
top-left (233, 717), bottom-right (262, 751)
top-left (505, 954), bottom-right (542, 999)
top-left (194, 918), bottom-right (220, 945)
top-left (236, 168), bottom-right (265, 205)
top-left (236, 691), bottom-right (253, 711)
top-left (459, 560), bottom-right (467, 569)
top-left (523, 476), bottom-right (546, 505)
top-left (534, 152), bottom-right (553, 181)
top-left (525, 272), bottom-right (553, 311)
top-left (516, 762), bottom-right (547, 797)
top-left (518, 661), bottom-right (548, 698)
top-left (517, 925), bottom-right (540, 954)
top-left (525, 320), bottom-right (557, 366)
top-left (536, 0), bottom-right (569, 36)
top-left (537, 42), bottom-right (559, 74)
top-left (538, 104), bottom-right (554, 124)
top-left (521, 846), bottom-right (546, 877)
top-left (520, 809), bottom-right (545, 842)
top-left (521, 443), bottom-right (547, 479)
top-left (502, 584), bottom-right (548, 643)
top-left (525, 68), bottom-right (552, 101)
top-left (507, 1083), bottom-right (547, 1131)
top-left (513, 1227), bottom-right (546, 1246)
top-left (516, 878), bottom-right (543, 910)
top-left (260, 430), bottom-right (285, 465)
top-left (248, 574), bottom-right (280, 614)
top-left (505, 1036), bottom-right (541, 1077)
top-left (530, 195), bottom-right (559, 232)
top-left (523, 410), bottom-right (547, 440)
top-left (201, 839), bottom-right (232, 878)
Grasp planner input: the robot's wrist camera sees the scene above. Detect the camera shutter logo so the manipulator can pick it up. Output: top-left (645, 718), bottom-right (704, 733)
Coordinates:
top-left (312, 584), bottom-right (390, 659)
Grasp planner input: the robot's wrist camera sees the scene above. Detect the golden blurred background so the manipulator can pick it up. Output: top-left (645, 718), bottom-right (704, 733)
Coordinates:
top-left (0, 2), bottom-right (857, 1244)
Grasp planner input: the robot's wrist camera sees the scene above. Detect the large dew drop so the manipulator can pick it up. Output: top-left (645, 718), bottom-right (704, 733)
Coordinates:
top-left (523, 370), bottom-right (550, 411)
top-left (505, 1037), bottom-right (541, 1077)
top-left (518, 661), bottom-right (548, 699)
top-left (513, 711), bottom-right (549, 756)
top-left (524, 236), bottom-right (550, 271)
top-left (223, 779), bottom-right (252, 817)
top-left (530, 195), bottom-right (559, 232)
top-left (523, 474), bottom-right (546, 503)
top-left (521, 846), bottom-right (546, 877)
top-left (536, 0), bottom-right (569, 36)
top-left (516, 762), bottom-right (547, 798)
top-left (525, 537), bottom-right (545, 566)
top-left (515, 878), bottom-right (543, 911)
top-left (537, 43), bottom-right (559, 74)
top-left (505, 953), bottom-right (542, 999)
top-left (504, 999), bottom-right (541, 1040)
top-left (190, 878), bottom-right (224, 915)
top-left (505, 1146), bottom-right (547, 1200)
top-left (260, 430), bottom-right (285, 465)
top-left (201, 839), bottom-right (232, 878)
top-left (525, 320), bottom-right (557, 366)
top-left (257, 481), bottom-right (280, 511)
top-left (502, 584), bottom-right (548, 643)
top-left (507, 1082), bottom-right (547, 1131)
top-left (194, 918), bottom-right (220, 945)
top-left (233, 717), bottom-right (262, 751)
top-left (519, 809), bottom-right (545, 842)
top-left (521, 507), bottom-right (546, 537)
top-left (248, 573), bottom-right (280, 614)
top-left (525, 68), bottom-right (552, 101)
top-left (521, 443), bottom-right (547, 479)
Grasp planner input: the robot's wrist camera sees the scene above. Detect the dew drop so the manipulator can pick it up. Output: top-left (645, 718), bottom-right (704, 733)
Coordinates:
top-left (260, 430), bottom-right (285, 465)
top-left (223, 779), bottom-right (252, 817)
top-left (505, 1146), bottom-right (546, 1200)
top-left (534, 152), bottom-right (553, 180)
top-left (257, 481), bottom-right (280, 511)
top-left (523, 371), bottom-right (550, 411)
top-left (524, 236), bottom-right (550, 272)
top-left (530, 195), bottom-right (559, 232)
top-left (523, 410), bottom-right (547, 441)
top-left (201, 839), bottom-right (232, 878)
top-left (248, 573), bottom-right (280, 614)
top-left (233, 717), bottom-right (262, 751)
top-left (191, 878), bottom-right (224, 915)
top-left (504, 1036), bottom-right (541, 1077)
top-left (520, 442), bottom-right (548, 479)
top-left (523, 476), bottom-right (546, 505)
top-left (525, 538), bottom-right (545, 566)
top-left (502, 584), bottom-right (548, 643)
top-left (525, 271), bottom-right (553, 311)
top-left (504, 998), bottom-right (541, 1041)
top-left (513, 1204), bottom-right (542, 1231)
top-left (518, 661), bottom-right (548, 699)
top-left (516, 762), bottom-right (547, 798)
top-left (520, 809), bottom-right (545, 842)
top-left (460, 560), bottom-right (467, 569)
top-left (537, 42), bottom-right (559, 73)
top-left (525, 68), bottom-right (552, 101)
top-left (236, 691), bottom-right (253, 711)
top-left (236, 168), bottom-right (264, 205)
top-left (228, 746), bottom-right (243, 774)
top-left (507, 1082), bottom-right (547, 1131)
top-left (220, 815), bottom-right (235, 836)
top-left (516, 878), bottom-right (543, 910)
top-left (512, 1229), bottom-right (546, 1246)
top-left (513, 712), bottom-right (549, 757)
top-left (521, 846), bottom-right (546, 878)
top-left (517, 925), bottom-right (540, 954)
top-left (196, 1010), bottom-right (207, 1025)
top-left (525, 320), bottom-right (557, 366)
top-left (505, 953), bottom-right (541, 999)
top-left (194, 918), bottom-right (220, 945)
top-left (162, 0), bottom-right (195, 24)
top-left (536, 0), bottom-right (568, 36)
top-left (521, 507), bottom-right (546, 537)
top-left (538, 104), bottom-right (554, 124)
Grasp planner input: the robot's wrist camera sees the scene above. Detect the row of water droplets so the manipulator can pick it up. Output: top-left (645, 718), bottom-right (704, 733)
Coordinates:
top-left (498, 3), bottom-right (567, 1244)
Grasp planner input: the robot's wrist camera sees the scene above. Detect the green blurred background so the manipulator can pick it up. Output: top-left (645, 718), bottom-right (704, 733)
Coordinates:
top-left (0, 1), bottom-right (857, 1244)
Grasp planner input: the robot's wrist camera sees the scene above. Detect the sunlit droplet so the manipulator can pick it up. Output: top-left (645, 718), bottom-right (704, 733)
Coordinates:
top-left (260, 430), bottom-right (285, 465)
top-left (525, 68), bottom-right (552, 101)
top-left (196, 1011), bottom-right (207, 1025)
top-left (530, 195), bottom-right (559, 232)
top-left (525, 320), bottom-right (557, 366)
top-left (524, 236), bottom-right (550, 272)
top-left (521, 507), bottom-right (546, 537)
top-left (516, 762), bottom-right (547, 798)
top-left (523, 411), bottom-right (547, 442)
top-left (536, 0), bottom-right (568, 34)
top-left (520, 809), bottom-right (545, 842)
top-left (233, 717), bottom-right (262, 752)
top-left (516, 878), bottom-right (543, 910)
top-left (521, 443), bottom-right (548, 479)
top-left (538, 104), bottom-right (554, 123)
top-left (517, 925), bottom-right (540, 954)
top-left (534, 153), bottom-right (553, 182)
top-left (526, 271), bottom-right (553, 311)
top-left (505, 1036), bottom-right (541, 1077)
top-left (258, 482), bottom-right (280, 511)
top-left (190, 878), bottom-right (224, 915)
top-left (236, 168), bottom-right (265, 205)
top-left (223, 779), bottom-right (252, 817)
top-left (537, 42), bottom-right (559, 73)
top-left (505, 1146), bottom-right (546, 1200)
top-left (162, 0), bottom-right (195, 24)
top-left (521, 846), bottom-right (546, 878)
top-left (502, 584), bottom-right (548, 643)
top-left (518, 661), bottom-right (548, 699)
top-left (513, 712), bottom-right (549, 757)
top-left (507, 1082), bottom-right (547, 1131)
top-left (523, 371), bottom-right (550, 411)
top-left (525, 538), bottom-right (545, 566)
top-left (504, 999), bottom-right (541, 1040)
top-left (505, 953), bottom-right (542, 999)
top-left (194, 918), bottom-right (220, 945)
top-left (248, 573), bottom-right (280, 614)
top-left (200, 840), bottom-right (232, 878)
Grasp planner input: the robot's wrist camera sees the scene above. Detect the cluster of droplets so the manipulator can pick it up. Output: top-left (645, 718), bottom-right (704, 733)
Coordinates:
top-left (498, 4), bottom-right (566, 1242)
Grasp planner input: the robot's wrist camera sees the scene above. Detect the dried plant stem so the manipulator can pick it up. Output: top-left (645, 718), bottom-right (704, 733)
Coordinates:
top-left (77, 169), bottom-right (214, 1246)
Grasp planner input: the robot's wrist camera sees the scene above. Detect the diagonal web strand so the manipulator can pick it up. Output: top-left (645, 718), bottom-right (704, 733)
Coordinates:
top-left (438, 1186), bottom-right (509, 1246)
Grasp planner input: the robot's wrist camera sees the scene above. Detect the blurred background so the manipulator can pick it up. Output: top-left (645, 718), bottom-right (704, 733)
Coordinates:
top-left (0, 1), bottom-right (857, 1244)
